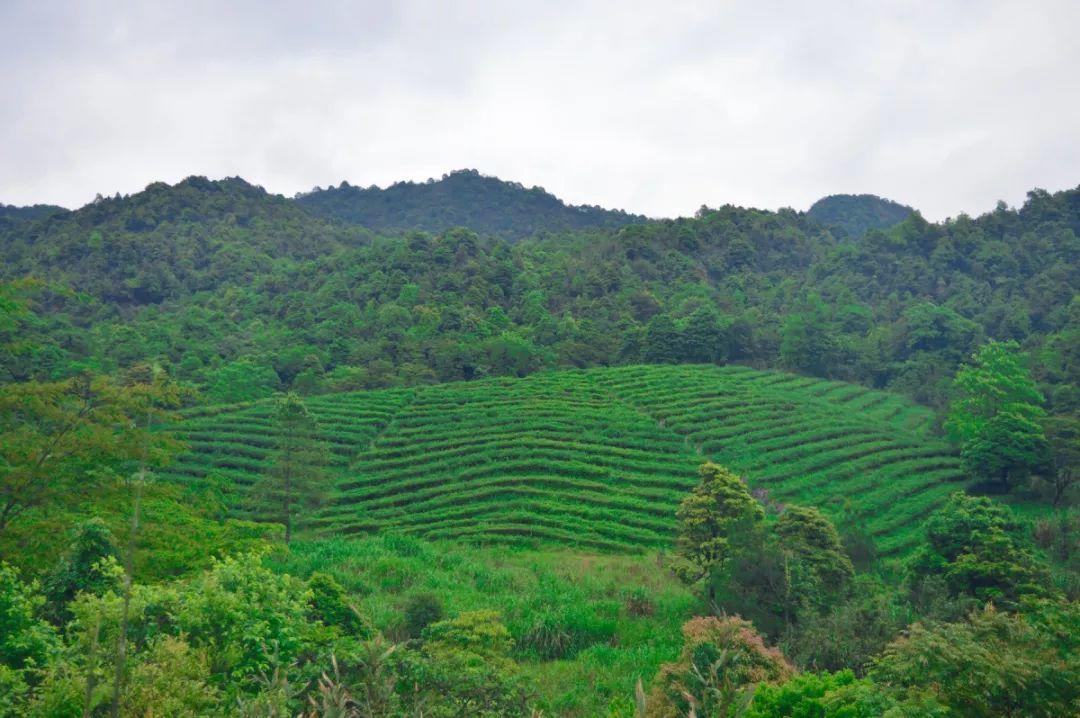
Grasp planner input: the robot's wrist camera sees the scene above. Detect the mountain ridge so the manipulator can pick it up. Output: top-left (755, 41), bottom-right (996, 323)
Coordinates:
top-left (294, 168), bottom-right (650, 240)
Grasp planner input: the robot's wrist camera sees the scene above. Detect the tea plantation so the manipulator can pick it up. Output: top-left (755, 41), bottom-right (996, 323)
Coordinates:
top-left (163, 364), bottom-right (964, 555)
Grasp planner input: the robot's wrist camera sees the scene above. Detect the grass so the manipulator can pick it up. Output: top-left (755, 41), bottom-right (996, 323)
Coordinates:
top-left (266, 535), bottom-right (697, 717)
top-left (163, 364), bottom-right (965, 556)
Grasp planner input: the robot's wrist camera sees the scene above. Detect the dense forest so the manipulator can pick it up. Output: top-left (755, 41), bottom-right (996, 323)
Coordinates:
top-left (1, 172), bottom-right (1078, 716)
top-left (805, 194), bottom-right (914, 238)
top-left (295, 169), bottom-right (648, 241)
top-left (2, 174), bottom-right (1076, 415)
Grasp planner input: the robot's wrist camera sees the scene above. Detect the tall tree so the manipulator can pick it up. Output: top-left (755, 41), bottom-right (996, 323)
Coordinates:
top-left (946, 340), bottom-right (1050, 492)
top-left (641, 315), bottom-right (683, 364)
top-left (1042, 416), bottom-right (1079, 507)
top-left (673, 462), bottom-right (764, 595)
top-left (0, 374), bottom-right (180, 532)
top-left (907, 492), bottom-right (1051, 610)
top-left (251, 393), bottom-right (327, 543)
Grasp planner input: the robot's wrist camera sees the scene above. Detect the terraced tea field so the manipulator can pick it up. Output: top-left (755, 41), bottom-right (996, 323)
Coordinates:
top-left (164, 365), bottom-right (965, 555)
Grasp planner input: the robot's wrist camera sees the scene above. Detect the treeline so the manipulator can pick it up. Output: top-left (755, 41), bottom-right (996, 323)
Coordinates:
top-left (1, 178), bottom-right (1077, 416)
top-left (806, 193), bottom-right (913, 238)
top-left (294, 168), bottom-right (648, 241)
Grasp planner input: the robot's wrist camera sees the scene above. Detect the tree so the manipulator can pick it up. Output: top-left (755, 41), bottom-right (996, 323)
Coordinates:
top-left (644, 616), bottom-right (793, 718)
top-left (1041, 416), bottom-right (1079, 507)
top-left (673, 463), bottom-right (764, 593)
top-left (414, 610), bottom-right (528, 717)
top-left (206, 358), bottom-right (280, 404)
top-left (907, 493), bottom-right (1051, 610)
top-left (0, 563), bottom-right (58, 672)
top-left (307, 573), bottom-right (372, 638)
top-left (779, 298), bottom-right (842, 378)
top-left (403, 592), bottom-right (445, 639)
top-left (0, 374), bottom-right (180, 532)
top-left (642, 315), bottom-right (682, 364)
top-left (870, 603), bottom-right (1079, 718)
top-left (680, 306), bottom-right (726, 364)
top-left (746, 669), bottom-right (906, 718)
top-left (718, 505), bottom-right (854, 637)
top-left (946, 341), bottom-right (1050, 492)
top-left (774, 505), bottom-right (854, 603)
top-left (42, 518), bottom-right (120, 624)
top-left (250, 393), bottom-right (327, 543)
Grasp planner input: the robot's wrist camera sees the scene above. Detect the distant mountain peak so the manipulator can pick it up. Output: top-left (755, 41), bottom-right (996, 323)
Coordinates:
top-left (807, 193), bottom-right (914, 237)
top-left (296, 169), bottom-right (648, 241)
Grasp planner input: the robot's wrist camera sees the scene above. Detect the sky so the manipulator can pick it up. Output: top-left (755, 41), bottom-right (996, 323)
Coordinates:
top-left (1, 1), bottom-right (1078, 220)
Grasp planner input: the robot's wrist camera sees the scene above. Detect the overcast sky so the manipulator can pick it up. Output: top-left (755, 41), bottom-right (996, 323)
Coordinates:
top-left (1, 1), bottom-right (1078, 220)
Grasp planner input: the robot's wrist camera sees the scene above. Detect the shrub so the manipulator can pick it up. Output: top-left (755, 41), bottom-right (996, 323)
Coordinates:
top-left (645, 616), bottom-right (793, 718)
top-left (414, 610), bottom-right (528, 717)
top-left (308, 572), bottom-right (373, 638)
top-left (403, 592), bottom-right (444, 639)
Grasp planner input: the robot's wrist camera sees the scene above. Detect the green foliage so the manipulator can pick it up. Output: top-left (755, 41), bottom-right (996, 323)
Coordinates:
top-left (774, 506), bottom-right (855, 602)
top-left (0, 563), bottom-right (58, 672)
top-left (946, 340), bottom-right (1051, 491)
top-left (206, 357), bottom-right (280, 403)
top-left (3, 179), bottom-right (1076, 414)
top-left (782, 576), bottom-right (912, 675)
top-left (0, 373), bottom-right (182, 531)
top-left (268, 536), bottom-right (695, 717)
top-left (296, 169), bottom-right (646, 242)
top-left (1041, 415), bottom-right (1079, 506)
top-left (403, 592), bottom-right (445, 639)
top-left (249, 392), bottom-right (328, 542)
top-left (308, 572), bottom-right (373, 638)
top-left (806, 194), bottom-right (913, 237)
top-left (644, 615), bottom-right (793, 718)
top-left (746, 669), bottom-right (894, 718)
top-left (412, 610), bottom-right (528, 717)
top-left (907, 493), bottom-right (1051, 610)
top-left (119, 636), bottom-right (219, 717)
top-left (42, 518), bottom-right (120, 623)
top-left (674, 462), bottom-right (765, 586)
top-left (870, 604), bottom-right (1080, 718)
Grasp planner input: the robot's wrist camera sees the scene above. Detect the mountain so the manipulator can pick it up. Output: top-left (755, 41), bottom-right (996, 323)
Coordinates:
top-left (0, 176), bottom-right (369, 305)
top-left (1, 174), bottom-right (1076, 415)
top-left (295, 168), bottom-right (648, 240)
top-left (0, 202), bottom-right (68, 227)
top-left (807, 193), bottom-right (915, 237)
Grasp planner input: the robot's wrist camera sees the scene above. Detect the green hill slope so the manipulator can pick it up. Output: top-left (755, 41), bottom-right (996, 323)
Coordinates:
top-left (806, 193), bottom-right (914, 237)
top-left (295, 168), bottom-right (648, 241)
top-left (162, 365), bottom-right (964, 556)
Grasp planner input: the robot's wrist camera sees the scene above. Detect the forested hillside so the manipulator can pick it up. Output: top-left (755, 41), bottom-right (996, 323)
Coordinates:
top-left (806, 193), bottom-right (914, 237)
top-left (0, 203), bottom-right (68, 225)
top-left (295, 168), bottom-right (648, 240)
top-left (2, 174), bottom-right (1077, 717)
top-left (3, 177), bottom-right (1076, 416)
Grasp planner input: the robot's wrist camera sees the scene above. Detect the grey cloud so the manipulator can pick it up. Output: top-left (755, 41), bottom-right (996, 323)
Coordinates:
top-left (1, 0), bottom-right (1077, 220)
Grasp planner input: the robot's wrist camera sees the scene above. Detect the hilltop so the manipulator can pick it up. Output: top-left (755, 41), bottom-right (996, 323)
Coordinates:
top-left (0, 203), bottom-right (69, 225)
top-left (295, 168), bottom-right (648, 240)
top-left (0, 176), bottom-right (370, 305)
top-left (807, 193), bottom-right (914, 237)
